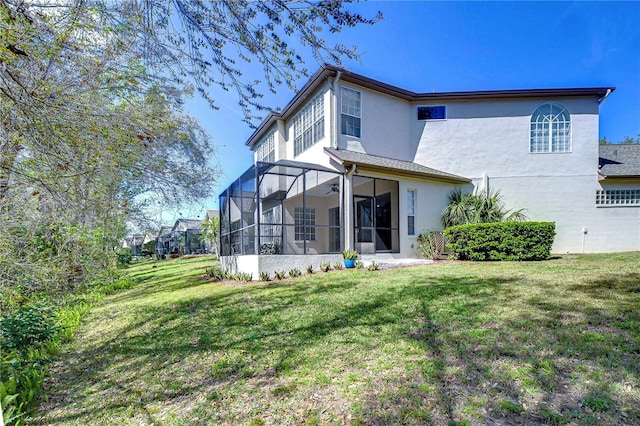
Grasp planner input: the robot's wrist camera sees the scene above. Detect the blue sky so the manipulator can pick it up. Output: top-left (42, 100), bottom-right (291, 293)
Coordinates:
top-left (177, 1), bottom-right (640, 220)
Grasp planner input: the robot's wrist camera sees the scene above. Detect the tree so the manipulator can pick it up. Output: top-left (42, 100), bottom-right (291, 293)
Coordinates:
top-left (1, 0), bottom-right (380, 306)
top-left (200, 215), bottom-right (220, 258)
top-left (441, 189), bottom-right (527, 228)
top-left (599, 134), bottom-right (640, 144)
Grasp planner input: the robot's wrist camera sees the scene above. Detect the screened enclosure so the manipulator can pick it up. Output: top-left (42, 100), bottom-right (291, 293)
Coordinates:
top-left (219, 160), bottom-right (344, 256)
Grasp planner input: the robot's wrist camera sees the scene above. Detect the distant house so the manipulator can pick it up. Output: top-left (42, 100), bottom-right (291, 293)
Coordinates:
top-left (129, 234), bottom-right (144, 257)
top-left (155, 219), bottom-right (206, 256)
top-left (155, 226), bottom-right (173, 257)
top-left (218, 64), bottom-right (639, 277)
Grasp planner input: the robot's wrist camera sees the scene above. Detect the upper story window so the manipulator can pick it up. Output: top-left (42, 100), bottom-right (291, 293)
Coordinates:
top-left (341, 87), bottom-right (361, 138)
top-left (293, 95), bottom-right (324, 156)
top-left (256, 131), bottom-right (275, 162)
top-left (418, 105), bottom-right (446, 120)
top-left (530, 102), bottom-right (571, 153)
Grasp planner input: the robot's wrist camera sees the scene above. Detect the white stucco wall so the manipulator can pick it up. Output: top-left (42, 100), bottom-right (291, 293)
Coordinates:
top-left (405, 96), bottom-right (638, 253)
top-left (337, 84), bottom-right (414, 161)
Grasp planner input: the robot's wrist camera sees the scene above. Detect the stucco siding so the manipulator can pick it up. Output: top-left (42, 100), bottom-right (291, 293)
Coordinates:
top-left (338, 84), bottom-right (414, 161)
top-left (399, 178), bottom-right (468, 257)
top-left (485, 175), bottom-right (640, 253)
top-left (413, 97), bottom-right (600, 179)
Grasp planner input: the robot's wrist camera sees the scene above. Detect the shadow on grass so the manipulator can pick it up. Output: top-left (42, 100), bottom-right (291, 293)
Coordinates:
top-left (35, 260), bottom-right (640, 425)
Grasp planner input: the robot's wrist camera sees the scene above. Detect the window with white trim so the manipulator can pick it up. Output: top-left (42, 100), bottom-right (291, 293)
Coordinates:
top-left (341, 87), bottom-right (361, 137)
top-left (596, 189), bottom-right (640, 206)
top-left (293, 95), bottom-right (324, 156)
top-left (294, 207), bottom-right (316, 241)
top-left (407, 189), bottom-right (416, 236)
top-left (530, 102), bottom-right (571, 153)
top-left (256, 132), bottom-right (275, 162)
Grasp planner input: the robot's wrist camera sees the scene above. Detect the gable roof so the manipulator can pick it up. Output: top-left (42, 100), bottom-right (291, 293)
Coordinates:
top-left (246, 64), bottom-right (615, 149)
top-left (599, 144), bottom-right (640, 178)
top-left (324, 148), bottom-right (470, 184)
top-left (172, 218), bottom-right (202, 232)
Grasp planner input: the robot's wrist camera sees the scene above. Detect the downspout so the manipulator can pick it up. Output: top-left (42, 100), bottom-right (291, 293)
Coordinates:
top-left (330, 71), bottom-right (342, 149)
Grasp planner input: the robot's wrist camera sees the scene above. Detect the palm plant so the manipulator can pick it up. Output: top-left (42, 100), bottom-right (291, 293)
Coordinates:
top-left (200, 215), bottom-right (220, 257)
top-left (441, 189), bottom-right (526, 228)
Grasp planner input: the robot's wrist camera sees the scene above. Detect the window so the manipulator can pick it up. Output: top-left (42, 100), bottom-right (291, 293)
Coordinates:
top-left (418, 105), bottom-right (446, 120)
top-left (262, 209), bottom-right (275, 241)
top-left (256, 132), bottom-right (275, 162)
top-left (341, 87), bottom-right (361, 137)
top-left (294, 207), bottom-right (316, 241)
top-left (293, 95), bottom-right (324, 156)
top-left (596, 189), bottom-right (640, 206)
top-left (407, 189), bottom-right (416, 235)
top-left (530, 102), bottom-right (571, 153)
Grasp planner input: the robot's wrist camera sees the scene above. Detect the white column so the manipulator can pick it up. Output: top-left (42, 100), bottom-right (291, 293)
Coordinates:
top-left (343, 172), bottom-right (354, 250)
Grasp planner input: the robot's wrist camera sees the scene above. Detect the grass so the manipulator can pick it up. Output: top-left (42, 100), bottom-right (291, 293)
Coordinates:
top-left (31, 253), bottom-right (639, 425)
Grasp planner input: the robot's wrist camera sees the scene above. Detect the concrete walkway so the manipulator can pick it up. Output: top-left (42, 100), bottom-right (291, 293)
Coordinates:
top-left (359, 254), bottom-right (434, 269)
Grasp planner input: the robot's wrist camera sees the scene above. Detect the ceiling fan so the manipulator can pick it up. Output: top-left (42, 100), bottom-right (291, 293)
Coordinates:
top-left (325, 183), bottom-right (339, 194)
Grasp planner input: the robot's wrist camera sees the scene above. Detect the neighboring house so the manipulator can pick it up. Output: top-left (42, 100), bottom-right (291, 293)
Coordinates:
top-left (129, 234), bottom-right (144, 257)
top-left (156, 219), bottom-right (206, 256)
top-left (219, 64), bottom-right (639, 276)
top-left (155, 226), bottom-right (173, 256)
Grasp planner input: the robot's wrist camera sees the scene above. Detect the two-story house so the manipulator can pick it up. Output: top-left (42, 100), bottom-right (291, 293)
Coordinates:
top-left (219, 64), bottom-right (639, 277)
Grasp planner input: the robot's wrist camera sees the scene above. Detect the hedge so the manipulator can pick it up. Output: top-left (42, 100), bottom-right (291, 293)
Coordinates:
top-left (443, 222), bottom-right (555, 261)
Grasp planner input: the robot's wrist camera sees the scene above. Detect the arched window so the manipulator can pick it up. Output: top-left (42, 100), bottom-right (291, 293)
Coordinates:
top-left (530, 102), bottom-right (571, 153)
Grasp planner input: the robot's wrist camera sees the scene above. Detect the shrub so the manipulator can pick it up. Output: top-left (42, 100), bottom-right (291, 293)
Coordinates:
top-left (0, 305), bottom-right (60, 353)
top-left (442, 189), bottom-right (527, 228)
top-left (354, 260), bottom-right (364, 269)
top-left (289, 268), bottom-right (301, 278)
top-left (274, 271), bottom-right (286, 280)
top-left (306, 265), bottom-right (314, 274)
top-left (320, 262), bottom-right (331, 272)
top-left (333, 262), bottom-right (343, 270)
top-left (205, 265), bottom-right (225, 281)
top-left (237, 272), bottom-right (252, 282)
top-left (413, 230), bottom-right (444, 260)
top-left (342, 249), bottom-right (358, 260)
top-left (444, 222), bottom-right (555, 261)
top-left (367, 261), bottom-right (380, 271)
top-left (115, 247), bottom-right (133, 266)
top-left (259, 271), bottom-right (270, 281)
top-left (259, 241), bottom-right (279, 254)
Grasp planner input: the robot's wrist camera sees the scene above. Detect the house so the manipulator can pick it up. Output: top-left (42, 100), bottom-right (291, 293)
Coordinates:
top-left (156, 219), bottom-right (206, 257)
top-left (219, 64), bottom-right (639, 277)
top-left (155, 226), bottom-right (173, 256)
top-left (129, 234), bottom-right (144, 257)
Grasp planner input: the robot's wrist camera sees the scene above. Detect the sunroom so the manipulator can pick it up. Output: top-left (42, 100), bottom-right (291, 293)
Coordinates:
top-left (218, 160), bottom-right (346, 275)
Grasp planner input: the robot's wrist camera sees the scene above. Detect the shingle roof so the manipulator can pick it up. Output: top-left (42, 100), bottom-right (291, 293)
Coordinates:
top-left (173, 219), bottom-right (202, 232)
top-left (324, 148), bottom-right (470, 184)
top-left (599, 144), bottom-right (640, 178)
top-left (245, 64), bottom-right (615, 149)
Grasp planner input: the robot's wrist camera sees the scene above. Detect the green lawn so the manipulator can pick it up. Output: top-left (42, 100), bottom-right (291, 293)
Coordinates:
top-left (32, 253), bottom-right (639, 425)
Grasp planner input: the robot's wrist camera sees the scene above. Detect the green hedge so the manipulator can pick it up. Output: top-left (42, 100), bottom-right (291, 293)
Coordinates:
top-left (444, 222), bottom-right (555, 261)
